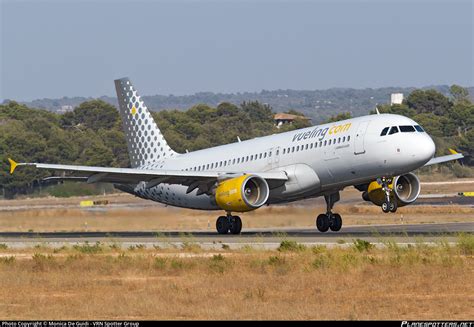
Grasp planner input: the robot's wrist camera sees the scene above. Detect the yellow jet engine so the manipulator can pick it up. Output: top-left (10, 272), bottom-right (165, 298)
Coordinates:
top-left (215, 175), bottom-right (269, 212)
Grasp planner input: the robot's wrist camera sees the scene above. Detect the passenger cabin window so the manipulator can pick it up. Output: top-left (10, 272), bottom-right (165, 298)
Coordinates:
top-left (399, 125), bottom-right (416, 132)
top-left (388, 126), bottom-right (399, 135)
top-left (380, 127), bottom-right (389, 136)
top-left (414, 125), bottom-right (425, 132)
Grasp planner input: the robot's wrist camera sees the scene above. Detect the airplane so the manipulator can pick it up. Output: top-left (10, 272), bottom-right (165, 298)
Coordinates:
top-left (8, 78), bottom-right (464, 234)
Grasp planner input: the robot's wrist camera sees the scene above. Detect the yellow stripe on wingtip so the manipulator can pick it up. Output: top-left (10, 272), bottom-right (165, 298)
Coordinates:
top-left (448, 148), bottom-right (459, 155)
top-left (8, 158), bottom-right (18, 174)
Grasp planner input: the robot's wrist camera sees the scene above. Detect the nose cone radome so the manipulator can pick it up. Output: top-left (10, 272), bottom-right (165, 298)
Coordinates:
top-left (416, 135), bottom-right (436, 165)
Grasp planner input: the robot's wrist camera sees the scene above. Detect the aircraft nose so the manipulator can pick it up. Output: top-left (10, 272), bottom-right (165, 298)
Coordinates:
top-left (417, 135), bottom-right (436, 164)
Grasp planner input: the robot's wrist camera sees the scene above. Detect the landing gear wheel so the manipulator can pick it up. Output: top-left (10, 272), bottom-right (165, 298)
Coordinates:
top-left (330, 213), bottom-right (342, 232)
top-left (381, 201), bottom-right (390, 213)
top-left (389, 201), bottom-right (398, 213)
top-left (316, 214), bottom-right (330, 232)
top-left (216, 216), bottom-right (229, 234)
top-left (229, 216), bottom-right (242, 235)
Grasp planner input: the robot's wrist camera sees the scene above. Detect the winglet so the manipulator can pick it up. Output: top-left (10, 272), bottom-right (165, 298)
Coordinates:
top-left (8, 158), bottom-right (18, 174)
top-left (448, 148), bottom-right (459, 155)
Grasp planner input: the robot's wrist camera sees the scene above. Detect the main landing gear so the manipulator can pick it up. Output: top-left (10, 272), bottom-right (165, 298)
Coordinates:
top-left (216, 213), bottom-right (242, 235)
top-left (379, 177), bottom-right (397, 213)
top-left (316, 192), bottom-right (342, 232)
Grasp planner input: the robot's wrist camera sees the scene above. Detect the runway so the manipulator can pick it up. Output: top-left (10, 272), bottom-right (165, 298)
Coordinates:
top-left (0, 222), bottom-right (472, 249)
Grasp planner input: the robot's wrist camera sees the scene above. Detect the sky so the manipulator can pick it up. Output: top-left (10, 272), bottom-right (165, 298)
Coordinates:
top-left (1, 0), bottom-right (473, 101)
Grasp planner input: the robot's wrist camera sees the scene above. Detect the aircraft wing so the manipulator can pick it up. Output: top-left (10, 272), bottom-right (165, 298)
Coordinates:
top-left (423, 149), bottom-right (464, 167)
top-left (8, 159), bottom-right (288, 190)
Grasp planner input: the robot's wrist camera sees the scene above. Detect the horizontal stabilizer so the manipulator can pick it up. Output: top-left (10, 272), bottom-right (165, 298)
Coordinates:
top-left (424, 152), bottom-right (464, 166)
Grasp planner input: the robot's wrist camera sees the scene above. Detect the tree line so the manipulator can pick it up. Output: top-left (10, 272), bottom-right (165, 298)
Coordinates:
top-left (0, 100), bottom-right (310, 198)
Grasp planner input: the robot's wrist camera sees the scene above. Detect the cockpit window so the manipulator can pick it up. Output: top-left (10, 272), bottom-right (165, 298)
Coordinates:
top-left (399, 125), bottom-right (415, 132)
top-left (388, 126), bottom-right (399, 135)
top-left (414, 125), bottom-right (424, 132)
top-left (380, 127), bottom-right (389, 136)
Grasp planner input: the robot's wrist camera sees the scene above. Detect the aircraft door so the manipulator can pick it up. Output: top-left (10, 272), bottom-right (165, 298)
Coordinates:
top-left (354, 121), bottom-right (370, 155)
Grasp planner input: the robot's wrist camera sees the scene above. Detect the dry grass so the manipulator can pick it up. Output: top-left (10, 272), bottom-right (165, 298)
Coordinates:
top-left (0, 238), bottom-right (473, 320)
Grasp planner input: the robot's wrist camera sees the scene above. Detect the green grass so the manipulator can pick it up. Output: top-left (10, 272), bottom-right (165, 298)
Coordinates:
top-left (154, 257), bottom-right (168, 269)
top-left (208, 254), bottom-right (231, 274)
top-left (0, 256), bottom-right (15, 264)
top-left (278, 240), bottom-right (306, 252)
top-left (457, 233), bottom-right (474, 255)
top-left (352, 239), bottom-right (374, 252)
top-left (73, 242), bottom-right (104, 254)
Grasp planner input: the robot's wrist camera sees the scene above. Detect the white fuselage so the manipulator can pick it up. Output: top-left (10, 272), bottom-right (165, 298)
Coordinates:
top-left (127, 114), bottom-right (435, 210)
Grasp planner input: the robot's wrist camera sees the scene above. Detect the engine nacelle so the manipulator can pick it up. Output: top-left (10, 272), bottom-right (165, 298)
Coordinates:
top-left (364, 173), bottom-right (421, 207)
top-left (215, 175), bottom-right (269, 212)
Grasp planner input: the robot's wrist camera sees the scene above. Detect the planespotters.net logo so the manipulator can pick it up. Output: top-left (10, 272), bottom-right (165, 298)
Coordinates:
top-left (402, 322), bottom-right (473, 327)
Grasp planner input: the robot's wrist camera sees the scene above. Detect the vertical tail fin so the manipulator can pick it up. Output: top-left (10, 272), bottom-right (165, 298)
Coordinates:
top-left (114, 77), bottom-right (177, 168)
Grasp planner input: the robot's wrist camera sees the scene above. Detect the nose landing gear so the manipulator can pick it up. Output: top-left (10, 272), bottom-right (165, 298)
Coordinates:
top-left (379, 177), bottom-right (397, 213)
top-left (216, 214), bottom-right (242, 235)
top-left (316, 192), bottom-right (342, 232)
